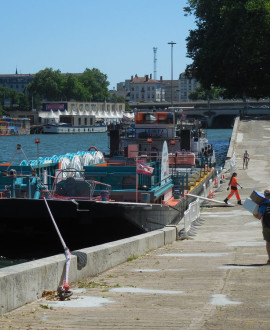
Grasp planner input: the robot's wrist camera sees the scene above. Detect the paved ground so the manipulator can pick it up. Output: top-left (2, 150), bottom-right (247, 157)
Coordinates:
top-left (1, 119), bottom-right (270, 329)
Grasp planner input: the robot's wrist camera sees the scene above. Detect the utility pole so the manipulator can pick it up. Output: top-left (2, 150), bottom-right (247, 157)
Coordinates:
top-left (153, 47), bottom-right (157, 80)
top-left (168, 41), bottom-right (176, 106)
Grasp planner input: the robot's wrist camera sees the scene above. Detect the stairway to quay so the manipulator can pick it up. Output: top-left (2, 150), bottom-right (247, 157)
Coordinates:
top-left (1, 117), bottom-right (270, 329)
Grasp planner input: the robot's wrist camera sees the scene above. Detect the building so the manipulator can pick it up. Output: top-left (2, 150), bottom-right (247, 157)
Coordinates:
top-left (161, 79), bottom-right (179, 103)
top-left (178, 72), bottom-right (200, 102)
top-left (39, 101), bottom-right (130, 125)
top-left (117, 79), bottom-right (131, 92)
top-left (0, 73), bottom-right (34, 93)
top-left (129, 74), bottom-right (165, 103)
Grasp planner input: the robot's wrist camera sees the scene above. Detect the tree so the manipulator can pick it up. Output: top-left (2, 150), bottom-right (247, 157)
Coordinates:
top-left (79, 68), bottom-right (110, 101)
top-left (63, 74), bottom-right (90, 101)
top-left (27, 68), bottom-right (65, 101)
top-left (0, 86), bottom-right (30, 111)
top-left (184, 0), bottom-right (270, 99)
top-left (28, 67), bottom-right (110, 103)
top-left (189, 85), bottom-right (226, 100)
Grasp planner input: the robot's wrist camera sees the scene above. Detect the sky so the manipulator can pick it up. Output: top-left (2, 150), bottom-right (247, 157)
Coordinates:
top-left (0, 0), bottom-right (195, 90)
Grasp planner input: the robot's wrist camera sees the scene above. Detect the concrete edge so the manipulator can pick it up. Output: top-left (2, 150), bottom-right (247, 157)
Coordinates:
top-left (223, 116), bottom-right (240, 173)
top-left (226, 116), bottom-right (240, 160)
top-left (0, 226), bottom-right (177, 314)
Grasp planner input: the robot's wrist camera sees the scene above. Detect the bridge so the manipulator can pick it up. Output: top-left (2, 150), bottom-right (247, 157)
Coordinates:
top-left (129, 100), bottom-right (270, 128)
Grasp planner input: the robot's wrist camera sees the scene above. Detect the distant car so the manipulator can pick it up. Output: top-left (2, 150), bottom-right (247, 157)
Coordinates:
top-left (259, 105), bottom-right (270, 108)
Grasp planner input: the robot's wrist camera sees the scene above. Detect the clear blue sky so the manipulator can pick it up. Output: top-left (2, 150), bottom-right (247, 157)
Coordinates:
top-left (0, 0), bottom-right (195, 90)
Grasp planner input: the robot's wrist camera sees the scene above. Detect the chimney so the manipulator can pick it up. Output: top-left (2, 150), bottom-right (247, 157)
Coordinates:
top-left (131, 75), bottom-right (133, 81)
top-left (150, 74), bottom-right (152, 79)
top-left (160, 76), bottom-right (163, 81)
top-left (145, 75), bottom-right (149, 81)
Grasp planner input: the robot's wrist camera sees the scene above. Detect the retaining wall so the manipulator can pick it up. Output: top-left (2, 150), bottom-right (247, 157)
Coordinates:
top-left (0, 226), bottom-right (177, 314)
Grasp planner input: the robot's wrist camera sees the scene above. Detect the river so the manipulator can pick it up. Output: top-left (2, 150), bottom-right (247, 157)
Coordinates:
top-left (0, 129), bottom-right (232, 268)
top-left (0, 129), bottom-right (232, 166)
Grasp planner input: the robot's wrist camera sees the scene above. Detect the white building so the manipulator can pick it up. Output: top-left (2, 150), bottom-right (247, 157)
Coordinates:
top-left (178, 72), bottom-right (200, 102)
top-left (39, 101), bottom-right (132, 125)
top-left (129, 74), bottom-right (165, 103)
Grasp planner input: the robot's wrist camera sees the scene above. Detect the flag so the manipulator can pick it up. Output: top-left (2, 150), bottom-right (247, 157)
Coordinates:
top-left (137, 160), bottom-right (154, 176)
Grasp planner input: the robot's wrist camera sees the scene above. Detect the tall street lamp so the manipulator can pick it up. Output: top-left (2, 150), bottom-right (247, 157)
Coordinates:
top-left (168, 41), bottom-right (176, 107)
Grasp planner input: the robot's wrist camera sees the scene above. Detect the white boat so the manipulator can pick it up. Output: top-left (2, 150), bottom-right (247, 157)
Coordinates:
top-left (42, 114), bottom-right (107, 134)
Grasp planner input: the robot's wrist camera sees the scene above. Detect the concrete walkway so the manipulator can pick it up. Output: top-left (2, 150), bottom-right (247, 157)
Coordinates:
top-left (1, 119), bottom-right (270, 329)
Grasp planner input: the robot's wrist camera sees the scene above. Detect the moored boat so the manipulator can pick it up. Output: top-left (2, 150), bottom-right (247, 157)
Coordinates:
top-left (42, 114), bottom-right (107, 134)
top-left (110, 107), bottom-right (215, 168)
top-left (0, 143), bottom-right (183, 258)
top-left (0, 117), bottom-right (30, 135)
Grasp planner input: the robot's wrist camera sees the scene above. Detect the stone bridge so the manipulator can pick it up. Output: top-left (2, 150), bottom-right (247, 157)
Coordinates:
top-left (130, 101), bottom-right (270, 128)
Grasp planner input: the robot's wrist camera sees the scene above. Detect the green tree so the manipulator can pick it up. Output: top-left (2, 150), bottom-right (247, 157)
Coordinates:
top-left (189, 85), bottom-right (226, 100)
top-left (79, 68), bottom-right (110, 101)
top-left (185, 0), bottom-right (270, 99)
top-left (27, 68), bottom-right (65, 101)
top-left (0, 86), bottom-right (30, 111)
top-left (63, 74), bottom-right (90, 101)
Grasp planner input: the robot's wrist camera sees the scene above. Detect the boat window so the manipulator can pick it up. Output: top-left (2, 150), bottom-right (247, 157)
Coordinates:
top-left (143, 114), bottom-right (156, 123)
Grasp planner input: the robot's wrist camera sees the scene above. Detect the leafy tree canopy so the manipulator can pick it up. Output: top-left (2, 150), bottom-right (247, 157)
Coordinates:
top-left (27, 68), bottom-right (64, 101)
top-left (185, 0), bottom-right (270, 99)
top-left (27, 67), bottom-right (110, 102)
top-left (189, 85), bottom-right (226, 101)
top-left (79, 68), bottom-right (110, 101)
top-left (0, 86), bottom-right (29, 111)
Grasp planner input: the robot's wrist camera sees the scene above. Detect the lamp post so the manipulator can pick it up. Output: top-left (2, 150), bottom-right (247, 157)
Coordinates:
top-left (168, 41), bottom-right (176, 107)
top-left (147, 138), bottom-right (152, 162)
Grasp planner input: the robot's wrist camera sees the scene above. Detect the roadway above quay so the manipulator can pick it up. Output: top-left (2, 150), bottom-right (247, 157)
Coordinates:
top-left (130, 100), bottom-right (270, 128)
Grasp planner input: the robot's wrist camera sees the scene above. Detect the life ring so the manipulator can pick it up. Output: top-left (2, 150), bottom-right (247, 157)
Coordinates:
top-left (88, 146), bottom-right (98, 152)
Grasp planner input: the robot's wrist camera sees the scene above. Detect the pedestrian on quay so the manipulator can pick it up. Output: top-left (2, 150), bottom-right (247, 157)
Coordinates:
top-left (253, 189), bottom-right (270, 265)
top-left (243, 150), bottom-right (250, 169)
top-left (224, 172), bottom-right (243, 205)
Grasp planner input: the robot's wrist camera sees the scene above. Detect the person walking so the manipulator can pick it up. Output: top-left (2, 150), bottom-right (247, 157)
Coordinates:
top-left (243, 150), bottom-right (250, 169)
top-left (224, 172), bottom-right (243, 205)
top-left (253, 189), bottom-right (270, 265)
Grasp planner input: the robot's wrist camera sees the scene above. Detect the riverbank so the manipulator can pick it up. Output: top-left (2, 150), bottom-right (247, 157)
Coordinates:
top-left (1, 117), bottom-right (270, 328)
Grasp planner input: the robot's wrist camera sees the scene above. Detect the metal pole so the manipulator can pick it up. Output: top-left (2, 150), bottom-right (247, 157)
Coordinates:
top-left (168, 41), bottom-right (176, 107)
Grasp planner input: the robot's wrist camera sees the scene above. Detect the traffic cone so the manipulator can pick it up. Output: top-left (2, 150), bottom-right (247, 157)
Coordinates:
top-left (214, 177), bottom-right (218, 186)
top-left (209, 191), bottom-right (212, 199)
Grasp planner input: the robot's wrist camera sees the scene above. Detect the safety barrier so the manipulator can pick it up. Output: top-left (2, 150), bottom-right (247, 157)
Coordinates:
top-left (179, 198), bottom-right (204, 239)
top-left (230, 152), bottom-right (236, 174)
top-left (214, 169), bottom-right (223, 192)
top-left (180, 169), bottom-right (225, 240)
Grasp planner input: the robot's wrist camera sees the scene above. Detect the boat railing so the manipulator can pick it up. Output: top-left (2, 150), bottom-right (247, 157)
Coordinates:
top-left (48, 168), bottom-right (112, 200)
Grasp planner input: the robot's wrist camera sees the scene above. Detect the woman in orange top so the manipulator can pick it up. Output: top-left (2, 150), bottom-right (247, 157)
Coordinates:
top-left (224, 172), bottom-right (243, 205)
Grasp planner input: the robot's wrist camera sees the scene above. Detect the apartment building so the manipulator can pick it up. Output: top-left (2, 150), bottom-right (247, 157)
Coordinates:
top-left (129, 74), bottom-right (165, 102)
top-left (0, 73), bottom-right (34, 93)
top-left (178, 72), bottom-right (200, 102)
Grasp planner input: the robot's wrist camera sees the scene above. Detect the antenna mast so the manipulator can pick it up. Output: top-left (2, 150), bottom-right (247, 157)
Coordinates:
top-left (153, 47), bottom-right (157, 80)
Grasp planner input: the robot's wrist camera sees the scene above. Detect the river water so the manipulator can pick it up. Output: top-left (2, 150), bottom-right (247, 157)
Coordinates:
top-left (0, 129), bottom-right (232, 268)
top-left (0, 129), bottom-right (232, 165)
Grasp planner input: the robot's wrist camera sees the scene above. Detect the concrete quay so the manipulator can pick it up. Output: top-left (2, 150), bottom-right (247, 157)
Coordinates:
top-left (1, 118), bottom-right (270, 329)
